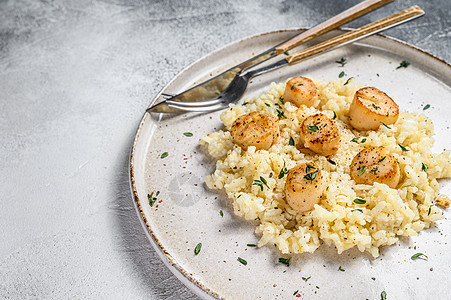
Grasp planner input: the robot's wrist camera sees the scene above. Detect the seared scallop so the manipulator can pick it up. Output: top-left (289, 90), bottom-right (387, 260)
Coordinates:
top-left (299, 113), bottom-right (340, 156)
top-left (284, 162), bottom-right (327, 212)
top-left (348, 87), bottom-right (399, 131)
top-left (230, 112), bottom-right (279, 150)
top-left (350, 146), bottom-right (400, 188)
top-left (283, 77), bottom-right (319, 108)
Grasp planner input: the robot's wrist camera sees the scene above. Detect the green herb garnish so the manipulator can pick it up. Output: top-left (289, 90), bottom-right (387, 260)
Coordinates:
top-left (351, 209), bottom-right (363, 213)
top-left (237, 257), bottom-right (247, 265)
top-left (277, 109), bottom-right (285, 120)
top-left (351, 137), bottom-right (359, 143)
top-left (284, 51), bottom-right (289, 56)
top-left (306, 164), bottom-right (316, 171)
top-left (194, 243), bottom-right (202, 255)
top-left (183, 132), bottom-right (193, 137)
top-left (253, 176), bottom-right (269, 191)
top-left (338, 266), bottom-right (345, 271)
top-left (265, 103), bottom-right (271, 107)
top-left (372, 103), bottom-right (380, 110)
top-left (278, 257), bottom-right (291, 266)
top-left (358, 166), bottom-right (367, 176)
top-left (275, 103), bottom-right (282, 109)
top-left (289, 137), bottom-right (295, 146)
top-left (336, 57), bottom-right (347, 67)
top-left (399, 144), bottom-right (409, 152)
top-left (327, 159), bottom-right (336, 165)
top-left (422, 163), bottom-right (428, 171)
top-left (160, 152), bottom-right (168, 158)
top-left (279, 96), bottom-right (284, 104)
top-left (278, 163), bottom-right (288, 179)
top-left (361, 138), bottom-right (367, 143)
top-left (354, 198), bottom-right (366, 204)
top-left (247, 244), bottom-right (257, 247)
top-left (344, 77), bottom-right (353, 85)
top-left (302, 276), bottom-right (311, 282)
top-left (411, 253), bottom-right (428, 260)
top-left (396, 60), bottom-right (410, 69)
top-left (381, 291), bottom-right (387, 300)
top-left (428, 206), bottom-right (431, 216)
top-left (381, 122), bottom-right (391, 129)
top-left (339, 71), bottom-right (345, 78)
top-left (333, 111), bottom-right (337, 119)
top-left (423, 104), bottom-right (430, 110)
top-left (148, 193), bottom-right (157, 207)
top-left (378, 156), bottom-right (386, 162)
top-left (293, 290), bottom-right (299, 295)
top-left (220, 210), bottom-right (223, 217)
top-left (304, 170), bottom-right (318, 181)
top-left (291, 84), bottom-right (296, 90)
top-left (369, 167), bottom-right (378, 174)
top-left (307, 124), bottom-right (319, 132)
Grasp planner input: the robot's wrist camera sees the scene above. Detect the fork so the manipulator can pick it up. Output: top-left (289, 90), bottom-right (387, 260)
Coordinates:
top-left (147, 6), bottom-right (423, 113)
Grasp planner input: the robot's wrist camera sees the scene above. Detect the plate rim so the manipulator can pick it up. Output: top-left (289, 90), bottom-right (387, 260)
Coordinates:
top-left (129, 27), bottom-right (451, 299)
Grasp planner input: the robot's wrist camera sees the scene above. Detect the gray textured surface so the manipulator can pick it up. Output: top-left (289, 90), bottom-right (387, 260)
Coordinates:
top-left (0, 0), bottom-right (449, 299)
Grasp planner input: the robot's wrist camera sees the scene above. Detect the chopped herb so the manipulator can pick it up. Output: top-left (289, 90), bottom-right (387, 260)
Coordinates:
top-left (156, 191), bottom-right (160, 196)
top-left (243, 102), bottom-right (249, 105)
top-left (333, 111), bottom-right (337, 119)
top-left (183, 132), bottom-right (193, 137)
top-left (351, 209), bottom-right (363, 213)
top-left (307, 124), bottom-right (319, 132)
top-left (339, 71), bottom-right (345, 78)
top-left (306, 164), bottom-right (316, 171)
top-left (269, 173), bottom-right (273, 178)
top-left (399, 144), bottom-right (409, 152)
top-left (423, 104), bottom-right (431, 110)
top-left (275, 103), bottom-right (282, 109)
top-left (278, 163), bottom-right (288, 179)
top-left (253, 176), bottom-right (269, 191)
top-left (338, 266), bottom-right (345, 271)
top-left (411, 253), bottom-right (428, 260)
top-left (351, 137), bottom-right (359, 144)
top-left (278, 257), bottom-right (291, 266)
top-left (302, 276), bottom-right (311, 282)
top-left (147, 193), bottom-right (157, 207)
top-left (277, 109), bottom-right (285, 120)
top-left (160, 152), bottom-right (169, 159)
top-left (260, 176), bottom-right (268, 186)
top-left (247, 243), bottom-right (257, 247)
top-left (265, 103), bottom-right (271, 107)
top-left (336, 57), bottom-right (347, 67)
top-left (279, 96), bottom-right (284, 104)
top-left (298, 83), bottom-right (303, 86)
top-left (284, 51), bottom-right (289, 56)
top-left (428, 206), bottom-right (432, 216)
top-left (396, 60), bottom-right (410, 69)
top-left (354, 198), bottom-right (366, 204)
top-left (361, 138), bottom-right (367, 143)
top-left (194, 243), bottom-right (202, 255)
top-left (381, 122), bottom-right (391, 129)
top-left (327, 159), bottom-right (336, 165)
top-left (291, 84), bottom-right (296, 90)
top-left (344, 77), bottom-right (353, 85)
top-left (358, 166), bottom-right (367, 176)
top-left (378, 156), bottom-right (386, 162)
top-left (372, 103), bottom-right (380, 110)
top-left (220, 210), bottom-right (223, 217)
top-left (381, 291), bottom-right (387, 300)
top-left (369, 167), bottom-right (378, 174)
top-left (422, 163), bottom-right (428, 171)
top-left (316, 286), bottom-right (320, 289)
top-left (304, 170), bottom-right (318, 181)
top-left (289, 137), bottom-right (295, 146)
top-left (293, 290), bottom-right (299, 295)
top-left (237, 257), bottom-right (247, 265)
top-left (377, 73), bottom-right (380, 77)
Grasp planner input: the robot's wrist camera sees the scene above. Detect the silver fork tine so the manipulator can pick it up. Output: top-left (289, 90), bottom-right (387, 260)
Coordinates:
top-left (167, 103), bottom-right (225, 112)
top-left (165, 98), bottom-right (223, 107)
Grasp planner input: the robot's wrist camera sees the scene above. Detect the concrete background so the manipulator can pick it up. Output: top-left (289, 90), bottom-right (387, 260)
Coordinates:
top-left (0, 0), bottom-right (449, 299)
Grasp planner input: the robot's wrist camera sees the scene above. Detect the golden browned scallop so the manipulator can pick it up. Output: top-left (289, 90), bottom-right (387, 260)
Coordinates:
top-left (230, 112), bottom-right (279, 150)
top-left (348, 87), bottom-right (399, 131)
top-left (299, 113), bottom-right (340, 156)
top-left (350, 146), bottom-right (400, 188)
top-left (284, 162), bottom-right (327, 212)
top-left (283, 77), bottom-right (319, 107)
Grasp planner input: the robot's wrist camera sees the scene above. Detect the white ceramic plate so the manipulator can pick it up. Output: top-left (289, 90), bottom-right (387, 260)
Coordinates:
top-left (130, 29), bottom-right (451, 299)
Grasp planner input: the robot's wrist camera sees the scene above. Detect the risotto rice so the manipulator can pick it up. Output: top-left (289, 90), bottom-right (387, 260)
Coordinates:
top-left (200, 78), bottom-right (451, 257)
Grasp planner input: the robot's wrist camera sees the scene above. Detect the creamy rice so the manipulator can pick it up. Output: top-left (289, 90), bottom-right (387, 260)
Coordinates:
top-left (200, 78), bottom-right (451, 257)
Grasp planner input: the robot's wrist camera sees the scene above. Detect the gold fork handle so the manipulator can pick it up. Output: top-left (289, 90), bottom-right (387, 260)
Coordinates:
top-left (286, 6), bottom-right (424, 64)
top-left (275, 0), bottom-right (394, 55)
